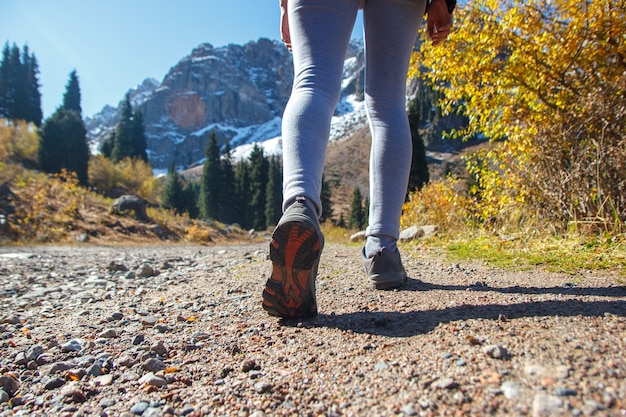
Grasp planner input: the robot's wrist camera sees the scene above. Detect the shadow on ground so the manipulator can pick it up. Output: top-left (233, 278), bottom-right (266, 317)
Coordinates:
top-left (282, 278), bottom-right (626, 337)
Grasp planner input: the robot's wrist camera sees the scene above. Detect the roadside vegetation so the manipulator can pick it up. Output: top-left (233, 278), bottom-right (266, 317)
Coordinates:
top-left (1, 1), bottom-right (624, 276)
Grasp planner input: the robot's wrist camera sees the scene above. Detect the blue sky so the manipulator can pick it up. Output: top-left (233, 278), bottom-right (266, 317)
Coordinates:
top-left (0, 1), bottom-right (364, 119)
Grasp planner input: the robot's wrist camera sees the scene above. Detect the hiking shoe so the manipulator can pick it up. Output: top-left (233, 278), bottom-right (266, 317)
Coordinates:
top-left (262, 197), bottom-right (324, 318)
top-left (361, 246), bottom-right (407, 290)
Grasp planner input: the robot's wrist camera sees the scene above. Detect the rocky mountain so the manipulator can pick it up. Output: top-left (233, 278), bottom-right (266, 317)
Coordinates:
top-left (86, 38), bottom-right (368, 170)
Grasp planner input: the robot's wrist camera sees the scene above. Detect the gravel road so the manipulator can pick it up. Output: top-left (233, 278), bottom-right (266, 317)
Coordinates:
top-left (0, 243), bottom-right (625, 417)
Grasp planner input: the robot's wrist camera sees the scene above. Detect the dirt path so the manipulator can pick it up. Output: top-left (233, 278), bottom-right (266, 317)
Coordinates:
top-left (0, 243), bottom-right (624, 416)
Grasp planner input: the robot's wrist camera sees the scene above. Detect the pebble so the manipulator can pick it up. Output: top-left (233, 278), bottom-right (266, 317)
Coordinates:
top-left (0, 389), bottom-right (9, 404)
top-left (139, 372), bottom-right (168, 388)
top-left (432, 377), bottom-right (457, 390)
top-left (130, 401), bottom-right (150, 415)
top-left (253, 382), bottom-right (273, 394)
top-left (0, 376), bottom-right (19, 396)
top-left (98, 328), bottom-right (118, 338)
top-left (554, 387), bottom-right (577, 397)
top-left (143, 358), bottom-right (166, 372)
top-left (532, 393), bottom-right (564, 417)
top-left (400, 404), bottom-right (417, 416)
top-left (483, 344), bottom-right (509, 359)
top-left (60, 340), bottom-right (82, 353)
top-left (99, 398), bottom-right (116, 408)
top-left (500, 381), bottom-right (521, 399)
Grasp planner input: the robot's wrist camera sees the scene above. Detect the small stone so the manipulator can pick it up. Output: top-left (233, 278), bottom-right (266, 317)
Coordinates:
top-left (155, 324), bottom-right (171, 333)
top-left (143, 358), bottom-right (166, 372)
top-left (49, 361), bottom-right (74, 374)
top-left (433, 377), bottom-right (457, 390)
top-left (26, 344), bottom-right (45, 361)
top-left (99, 398), bottom-right (116, 408)
top-left (349, 230), bottom-right (367, 242)
top-left (150, 341), bottom-right (168, 357)
top-left (61, 340), bottom-right (82, 353)
top-left (3, 315), bottom-right (21, 325)
top-left (143, 407), bottom-right (164, 417)
top-left (86, 363), bottom-right (103, 377)
top-left (0, 376), bottom-right (19, 397)
top-left (60, 382), bottom-right (87, 402)
top-left (400, 404), bottom-right (417, 416)
top-left (131, 401), bottom-right (150, 415)
top-left (139, 372), bottom-right (168, 388)
top-left (456, 359), bottom-right (467, 366)
top-left (554, 387), bottom-right (577, 397)
top-left (0, 389), bottom-right (9, 404)
top-left (375, 361), bottom-right (389, 371)
top-left (253, 381), bottom-right (273, 394)
top-left (92, 374), bottom-right (114, 386)
top-left (43, 376), bottom-right (66, 390)
top-left (14, 352), bottom-right (26, 365)
top-left (532, 393), bottom-right (564, 417)
top-left (242, 359), bottom-right (260, 372)
top-left (500, 381), bottom-right (521, 399)
top-left (107, 261), bottom-right (128, 272)
top-left (141, 316), bottom-right (159, 327)
top-left (483, 344), bottom-right (508, 359)
top-left (132, 334), bottom-right (145, 345)
top-left (109, 312), bottom-right (124, 321)
top-left (98, 328), bottom-right (117, 338)
top-left (136, 264), bottom-right (155, 278)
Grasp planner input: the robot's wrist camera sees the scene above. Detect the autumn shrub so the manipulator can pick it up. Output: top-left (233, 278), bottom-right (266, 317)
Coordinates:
top-left (9, 169), bottom-right (86, 241)
top-left (89, 155), bottom-right (162, 203)
top-left (401, 176), bottom-right (473, 231)
top-left (413, 0), bottom-right (625, 234)
top-left (0, 119), bottom-right (39, 166)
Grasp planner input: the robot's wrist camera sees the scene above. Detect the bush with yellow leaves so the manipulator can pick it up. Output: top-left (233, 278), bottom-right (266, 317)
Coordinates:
top-left (0, 119), bottom-right (39, 167)
top-left (88, 155), bottom-right (162, 203)
top-left (412, 0), bottom-right (625, 234)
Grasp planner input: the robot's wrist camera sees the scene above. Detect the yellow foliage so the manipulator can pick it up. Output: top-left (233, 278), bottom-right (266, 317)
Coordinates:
top-left (0, 119), bottom-right (39, 165)
top-left (89, 155), bottom-right (162, 203)
top-left (402, 177), bottom-right (474, 231)
top-left (184, 223), bottom-right (213, 243)
top-left (412, 0), bottom-right (626, 233)
top-left (8, 169), bottom-right (87, 241)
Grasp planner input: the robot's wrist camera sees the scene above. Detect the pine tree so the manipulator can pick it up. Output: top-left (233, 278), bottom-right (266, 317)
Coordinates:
top-left (265, 155), bottom-right (283, 227)
top-left (320, 174), bottom-right (334, 224)
top-left (131, 109), bottom-right (148, 162)
top-left (8, 44), bottom-right (25, 121)
top-left (248, 144), bottom-right (269, 230)
top-left (111, 94), bottom-right (134, 162)
top-left (182, 180), bottom-right (199, 219)
top-left (407, 96), bottom-right (430, 196)
top-left (234, 160), bottom-right (251, 228)
top-left (100, 132), bottom-right (115, 158)
top-left (62, 70), bottom-right (81, 116)
top-left (25, 52), bottom-right (42, 126)
top-left (199, 131), bottom-right (221, 220)
top-left (219, 140), bottom-right (236, 224)
top-left (38, 108), bottom-right (89, 184)
top-left (161, 163), bottom-right (185, 214)
top-left (348, 186), bottom-right (365, 230)
top-left (0, 43), bottom-right (11, 118)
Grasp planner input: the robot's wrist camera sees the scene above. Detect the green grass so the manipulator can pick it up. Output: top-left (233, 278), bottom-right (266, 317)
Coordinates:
top-left (441, 231), bottom-right (626, 276)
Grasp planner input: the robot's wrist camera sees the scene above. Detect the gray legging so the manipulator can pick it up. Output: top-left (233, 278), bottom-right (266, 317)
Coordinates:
top-left (281, 0), bottom-right (426, 242)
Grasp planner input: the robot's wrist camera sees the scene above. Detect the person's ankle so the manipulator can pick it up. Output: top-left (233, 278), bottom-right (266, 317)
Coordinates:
top-left (365, 235), bottom-right (397, 258)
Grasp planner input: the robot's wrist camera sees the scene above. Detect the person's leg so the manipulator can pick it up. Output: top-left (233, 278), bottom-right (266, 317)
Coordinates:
top-left (263, 0), bottom-right (359, 318)
top-left (281, 0), bottom-right (360, 216)
top-left (361, 0), bottom-right (425, 287)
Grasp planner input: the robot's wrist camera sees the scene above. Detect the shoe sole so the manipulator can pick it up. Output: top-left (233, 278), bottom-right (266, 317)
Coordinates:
top-left (262, 221), bottom-right (321, 318)
top-left (368, 272), bottom-right (406, 290)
